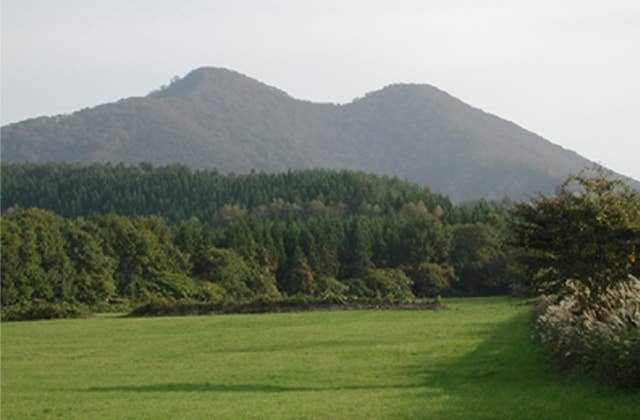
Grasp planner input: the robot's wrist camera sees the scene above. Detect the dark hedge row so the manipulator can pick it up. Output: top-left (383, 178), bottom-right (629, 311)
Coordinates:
top-left (129, 296), bottom-right (443, 317)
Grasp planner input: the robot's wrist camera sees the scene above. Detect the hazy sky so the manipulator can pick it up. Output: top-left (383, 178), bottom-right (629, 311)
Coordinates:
top-left (2, 0), bottom-right (639, 179)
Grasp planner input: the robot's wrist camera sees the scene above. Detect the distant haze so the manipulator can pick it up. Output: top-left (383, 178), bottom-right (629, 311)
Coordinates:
top-left (2, 0), bottom-right (639, 179)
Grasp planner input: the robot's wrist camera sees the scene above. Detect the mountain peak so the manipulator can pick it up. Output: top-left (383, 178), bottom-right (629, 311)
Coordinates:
top-left (362, 82), bottom-right (443, 97)
top-left (182, 66), bottom-right (249, 84)
top-left (150, 67), bottom-right (287, 99)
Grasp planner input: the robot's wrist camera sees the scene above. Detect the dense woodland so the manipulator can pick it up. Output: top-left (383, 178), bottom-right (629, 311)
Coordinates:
top-left (1, 163), bottom-right (516, 314)
top-left (1, 163), bottom-right (497, 224)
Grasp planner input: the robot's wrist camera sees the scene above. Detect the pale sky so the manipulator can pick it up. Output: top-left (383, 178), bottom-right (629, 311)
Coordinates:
top-left (2, 0), bottom-right (639, 179)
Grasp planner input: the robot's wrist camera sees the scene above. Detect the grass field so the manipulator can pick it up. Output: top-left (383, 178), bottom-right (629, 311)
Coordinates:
top-left (2, 297), bottom-right (638, 419)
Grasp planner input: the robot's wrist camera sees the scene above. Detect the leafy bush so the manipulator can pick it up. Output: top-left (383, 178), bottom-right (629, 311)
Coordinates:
top-left (343, 278), bottom-right (374, 298)
top-left (536, 275), bottom-right (640, 388)
top-left (406, 262), bottom-right (457, 297)
top-left (1, 302), bottom-right (83, 321)
top-left (365, 269), bottom-right (415, 300)
top-left (511, 169), bottom-right (640, 297)
top-left (128, 298), bottom-right (220, 317)
top-left (193, 247), bottom-right (280, 299)
top-left (314, 275), bottom-right (349, 297)
top-left (200, 282), bottom-right (227, 304)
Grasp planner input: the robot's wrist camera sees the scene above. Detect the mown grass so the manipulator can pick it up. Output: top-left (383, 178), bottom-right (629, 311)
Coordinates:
top-left (2, 297), bottom-right (638, 419)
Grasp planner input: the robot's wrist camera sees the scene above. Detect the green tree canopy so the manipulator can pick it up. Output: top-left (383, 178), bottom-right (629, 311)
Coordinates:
top-left (511, 169), bottom-right (640, 297)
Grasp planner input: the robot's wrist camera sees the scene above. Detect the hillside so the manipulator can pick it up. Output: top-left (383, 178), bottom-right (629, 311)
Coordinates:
top-left (2, 67), bottom-right (634, 201)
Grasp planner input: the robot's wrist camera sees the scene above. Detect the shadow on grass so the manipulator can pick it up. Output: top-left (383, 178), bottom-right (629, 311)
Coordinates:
top-left (77, 303), bottom-right (637, 418)
top-left (81, 383), bottom-right (421, 393)
top-left (409, 309), bottom-right (636, 419)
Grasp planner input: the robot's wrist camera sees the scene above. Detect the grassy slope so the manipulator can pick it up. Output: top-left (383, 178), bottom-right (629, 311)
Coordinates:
top-left (2, 297), bottom-right (638, 419)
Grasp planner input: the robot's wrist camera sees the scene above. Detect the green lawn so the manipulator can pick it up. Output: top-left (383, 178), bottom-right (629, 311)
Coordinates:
top-left (2, 297), bottom-right (638, 419)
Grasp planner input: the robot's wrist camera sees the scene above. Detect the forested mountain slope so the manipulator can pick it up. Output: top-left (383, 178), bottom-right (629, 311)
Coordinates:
top-left (3, 67), bottom-right (634, 201)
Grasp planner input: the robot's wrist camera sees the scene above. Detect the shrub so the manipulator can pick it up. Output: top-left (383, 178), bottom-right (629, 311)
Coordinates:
top-left (200, 281), bottom-right (227, 304)
top-left (314, 275), bottom-right (349, 297)
top-left (343, 278), bottom-right (374, 298)
top-left (406, 262), bottom-right (457, 297)
top-left (193, 247), bottom-right (280, 299)
top-left (1, 302), bottom-right (83, 321)
top-left (128, 294), bottom-right (442, 317)
top-left (536, 275), bottom-right (640, 388)
top-left (511, 170), bottom-right (640, 297)
top-left (89, 298), bottom-right (133, 313)
top-left (364, 268), bottom-right (415, 301)
top-left (128, 298), bottom-right (220, 317)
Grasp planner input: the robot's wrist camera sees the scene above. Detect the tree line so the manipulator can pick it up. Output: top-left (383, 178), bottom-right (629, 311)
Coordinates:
top-left (1, 164), bottom-right (516, 313)
top-left (1, 163), bottom-right (498, 225)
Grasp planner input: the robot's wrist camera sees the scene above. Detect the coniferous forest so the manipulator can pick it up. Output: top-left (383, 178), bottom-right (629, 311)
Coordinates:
top-left (1, 163), bottom-right (516, 318)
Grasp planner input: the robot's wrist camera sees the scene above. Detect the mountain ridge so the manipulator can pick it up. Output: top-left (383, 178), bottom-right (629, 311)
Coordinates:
top-left (2, 67), bottom-right (636, 202)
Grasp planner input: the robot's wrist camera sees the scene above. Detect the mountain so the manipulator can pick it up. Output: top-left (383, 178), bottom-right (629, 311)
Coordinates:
top-left (2, 67), bottom-right (636, 202)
